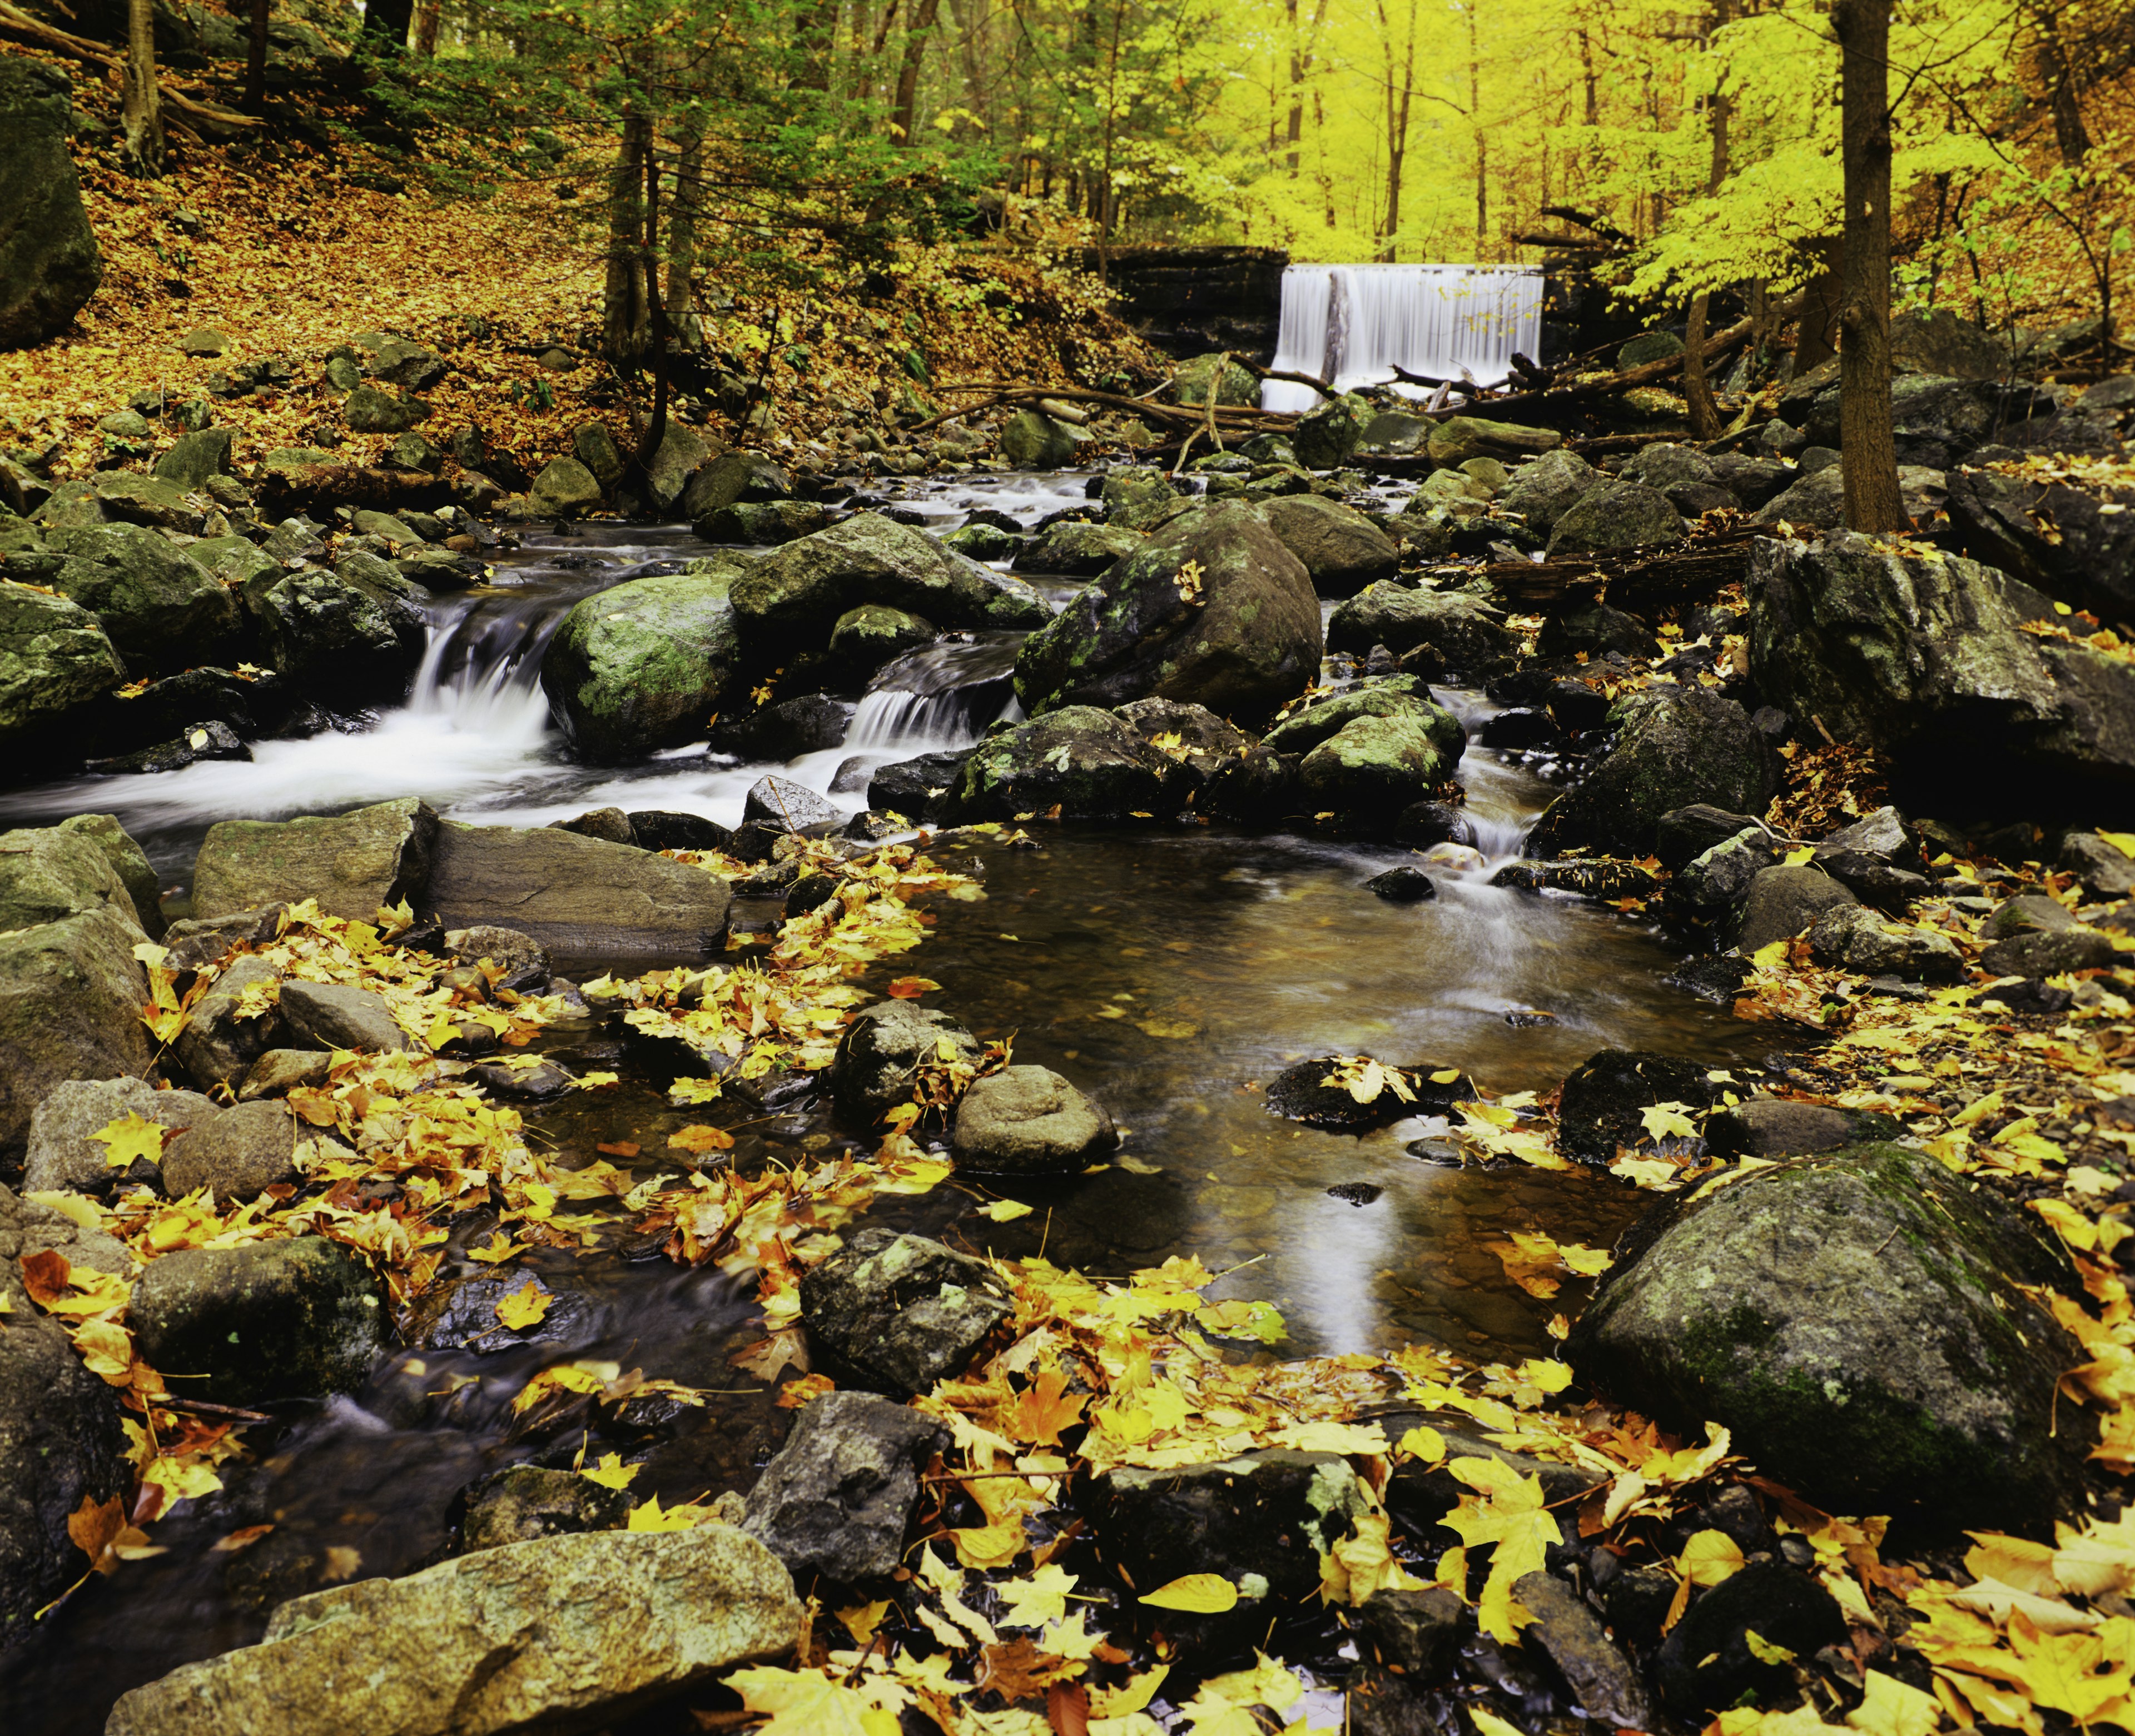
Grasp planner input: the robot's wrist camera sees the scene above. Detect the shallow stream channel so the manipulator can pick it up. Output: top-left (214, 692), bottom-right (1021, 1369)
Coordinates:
top-left (1, 467), bottom-right (1775, 1732)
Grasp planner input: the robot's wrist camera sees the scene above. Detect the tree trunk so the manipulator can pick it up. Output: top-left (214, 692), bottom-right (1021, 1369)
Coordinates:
top-left (1467, 1), bottom-right (1484, 255)
top-left (413, 0), bottom-right (440, 55)
top-left (244, 0), bottom-right (270, 111)
top-left (635, 147), bottom-right (671, 478)
top-left (602, 106), bottom-right (652, 367)
top-left (120, 0), bottom-right (162, 176)
top-left (891, 0), bottom-right (941, 143)
top-left (1683, 0), bottom-right (1731, 439)
top-left (1832, 0), bottom-right (1906, 530)
top-left (666, 118), bottom-right (705, 349)
top-left (363, 0), bottom-right (414, 49)
top-left (793, 0), bottom-right (835, 90)
top-left (1793, 236), bottom-right (1845, 375)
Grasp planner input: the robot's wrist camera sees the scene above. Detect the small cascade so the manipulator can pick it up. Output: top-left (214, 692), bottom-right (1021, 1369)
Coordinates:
top-left (1262, 264), bottom-right (1544, 414)
top-left (843, 635), bottom-right (1025, 753)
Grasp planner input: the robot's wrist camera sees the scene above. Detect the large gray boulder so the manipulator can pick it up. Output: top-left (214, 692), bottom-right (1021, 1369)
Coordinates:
top-left (1526, 687), bottom-right (1779, 858)
top-left (0, 583), bottom-right (126, 749)
top-left (278, 979), bottom-right (419, 1054)
top-left (39, 523), bottom-right (242, 674)
top-left (1000, 409), bottom-right (1080, 469)
top-left (153, 427), bottom-right (237, 490)
top-left (57, 813), bottom-right (161, 936)
top-left (1009, 520), bottom-right (1144, 578)
top-left (799, 1227), bottom-right (1014, 1392)
top-left (128, 1236), bottom-right (388, 1405)
top-left (0, 1185), bottom-right (130, 1654)
top-left (678, 450), bottom-right (791, 520)
top-left (951, 1065), bottom-right (1115, 1173)
top-left (0, 62), bottom-right (101, 347)
top-left (24, 1077), bottom-right (219, 1194)
top-left (1546, 480), bottom-right (1687, 558)
top-left (242, 559), bottom-right (429, 703)
top-left (742, 1390), bottom-right (949, 1580)
top-left (940, 706), bottom-right (1178, 823)
top-left (0, 909), bottom-right (152, 1156)
top-left (1747, 530), bottom-right (2135, 814)
top-left (1014, 500), bottom-right (1322, 725)
top-left (1947, 467), bottom-right (2135, 623)
top-left (1569, 1143), bottom-right (2095, 1529)
top-left (104, 1526), bottom-right (801, 1736)
top-left (1497, 448), bottom-right (1599, 536)
top-left (1258, 494), bottom-right (1399, 596)
top-left (425, 824), bottom-right (732, 956)
top-left (192, 797), bottom-right (439, 923)
top-left (644, 422), bottom-right (708, 512)
top-left (732, 513), bottom-right (1046, 650)
top-left (1326, 582), bottom-right (1518, 675)
top-left (0, 823), bottom-right (147, 935)
top-left (540, 570), bottom-right (741, 760)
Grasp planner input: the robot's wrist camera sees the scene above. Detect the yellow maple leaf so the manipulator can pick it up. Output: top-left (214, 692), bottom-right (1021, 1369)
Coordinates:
top-left (1845, 1669), bottom-right (1943, 1736)
top-left (93, 1113), bottom-right (167, 1170)
top-left (626, 1494), bottom-right (713, 1533)
top-left (994, 1562), bottom-right (1076, 1628)
top-left (495, 1280), bottom-right (552, 1331)
top-left (1438, 1456), bottom-right (1561, 1640)
top-left (724, 1664), bottom-right (901, 1736)
top-left (579, 1452), bottom-right (638, 1490)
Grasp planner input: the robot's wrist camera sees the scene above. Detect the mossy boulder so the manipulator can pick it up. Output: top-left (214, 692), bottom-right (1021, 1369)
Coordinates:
top-left (540, 571), bottom-right (741, 760)
top-left (1258, 494), bottom-right (1399, 596)
top-left (243, 558), bottom-right (429, 704)
top-left (1546, 480), bottom-right (1687, 558)
top-left (1000, 409), bottom-right (1081, 469)
top-left (1171, 352), bottom-right (1258, 408)
top-left (0, 583), bottom-right (125, 748)
top-left (0, 60), bottom-right (102, 348)
top-left (829, 603), bottom-right (935, 682)
top-left (1569, 1143), bottom-right (2094, 1529)
top-left (1012, 500), bottom-right (1322, 725)
top-left (40, 521), bottom-right (241, 674)
top-left (941, 706), bottom-right (1179, 823)
top-left (1526, 687), bottom-right (1779, 858)
top-left (1325, 582), bottom-right (1518, 675)
top-left (1497, 449), bottom-right (1600, 535)
top-left (1010, 520), bottom-right (1144, 576)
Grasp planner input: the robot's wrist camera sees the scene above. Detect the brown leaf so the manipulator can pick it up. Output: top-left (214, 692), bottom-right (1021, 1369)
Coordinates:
top-left (596, 1140), bottom-right (640, 1158)
top-left (1047, 1682), bottom-right (1090, 1736)
top-left (19, 1250), bottom-right (72, 1307)
top-left (211, 1524), bottom-right (276, 1553)
top-left (733, 1327), bottom-right (809, 1382)
top-left (975, 1637), bottom-right (1075, 1702)
top-left (67, 1493), bottom-right (126, 1574)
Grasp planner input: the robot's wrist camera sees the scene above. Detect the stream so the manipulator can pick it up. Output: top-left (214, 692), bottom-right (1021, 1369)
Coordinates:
top-left (0, 470), bottom-right (1774, 1731)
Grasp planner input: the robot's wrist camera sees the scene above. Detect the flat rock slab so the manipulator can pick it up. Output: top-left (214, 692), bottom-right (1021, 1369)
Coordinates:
top-left (104, 1526), bottom-right (801, 1736)
top-left (425, 824), bottom-right (732, 957)
top-left (191, 798), bottom-right (439, 924)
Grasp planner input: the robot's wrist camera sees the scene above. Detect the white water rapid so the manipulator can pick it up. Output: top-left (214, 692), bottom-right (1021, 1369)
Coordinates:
top-left (1260, 264), bottom-right (1545, 414)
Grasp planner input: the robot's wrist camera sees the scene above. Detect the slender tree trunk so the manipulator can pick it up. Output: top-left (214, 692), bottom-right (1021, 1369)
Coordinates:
top-left (793, 0), bottom-right (835, 89)
top-left (891, 0), bottom-right (942, 142)
top-left (1467, 2), bottom-right (1485, 255)
top-left (603, 105), bottom-right (652, 366)
top-left (1794, 236), bottom-right (1845, 375)
top-left (666, 118), bottom-right (704, 347)
top-left (244, 0), bottom-right (270, 111)
top-left (635, 148), bottom-right (671, 476)
top-left (413, 0), bottom-right (440, 54)
top-left (1374, 0), bottom-right (1416, 261)
top-left (1832, 0), bottom-right (1906, 530)
top-left (1578, 27), bottom-right (1597, 126)
top-left (1684, 0), bottom-right (1732, 439)
top-left (121, 0), bottom-right (162, 176)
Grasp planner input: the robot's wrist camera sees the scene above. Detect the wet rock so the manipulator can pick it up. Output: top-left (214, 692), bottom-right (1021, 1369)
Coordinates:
top-left (1170, 352), bottom-right (1258, 409)
top-left (243, 560), bottom-right (429, 704)
top-left (1980, 924), bottom-right (2118, 977)
top-left (23, 1077), bottom-right (218, 1193)
top-left (1478, 707), bottom-right (1559, 749)
top-left (829, 603), bottom-right (934, 680)
top-left (942, 707), bottom-right (1177, 823)
top-left (1259, 494), bottom-right (1400, 596)
top-left (0, 61), bottom-right (101, 347)
top-left (1491, 858), bottom-right (1659, 901)
top-left (549, 806), bottom-right (635, 845)
top-left (627, 811), bottom-right (733, 855)
top-left (800, 1227), bottom-right (1013, 1392)
top-left (1748, 530), bottom-right (2135, 814)
top-left (86, 717), bottom-right (251, 775)
top-left (1427, 416), bottom-right (1563, 466)
top-left (161, 903), bottom-right (288, 976)
top-left (711, 694), bottom-right (855, 761)
top-left (951, 1065), bottom-right (1115, 1173)
top-left (1000, 407), bottom-right (1080, 468)
top-left (1497, 449), bottom-right (1599, 536)
top-left (161, 1100), bottom-right (297, 1203)
top-left (734, 513), bottom-right (1046, 651)
top-left (2059, 830), bottom-right (2135, 902)
top-left (1011, 520), bottom-right (1144, 576)
top-left (1654, 1562), bottom-right (1848, 1719)
top-left (1704, 1097), bottom-right (1899, 1160)
top-left (540, 570), bottom-right (741, 761)
top-left (741, 1390), bottom-right (949, 1581)
top-left (459, 1464), bottom-right (629, 1553)
top-left (129, 1236), bottom-right (388, 1405)
top-left (1600, 1563), bottom-right (1677, 1649)
top-left (0, 908), bottom-right (153, 1156)
top-left (828, 1001), bottom-right (982, 1127)
top-left (1366, 866), bottom-right (1436, 902)
top-left (1096, 1450), bottom-right (1367, 1646)
top-left (1111, 697), bottom-right (1257, 789)
top-left (445, 924), bottom-right (549, 984)
top-left (696, 500), bottom-right (831, 545)
top-left (1808, 904), bottom-right (1965, 981)
top-left (1570, 1143), bottom-right (2094, 1528)
top-left (1947, 466), bottom-right (2135, 623)
top-left (1098, 468), bottom-right (1181, 532)
top-left (868, 750), bottom-right (974, 823)
top-left (1555, 1048), bottom-right (1721, 1166)
top-left (1734, 863), bottom-right (1858, 952)
top-left (0, 584), bottom-right (126, 750)
top-left (426, 824), bottom-right (733, 957)
top-left (1293, 396), bottom-right (1364, 469)
top-left (1983, 893), bottom-right (2075, 939)
top-left (238, 1048), bottom-right (334, 1102)
top-left (1709, 452), bottom-right (1795, 510)
top-left (277, 979), bottom-right (416, 1056)
top-left (1014, 500), bottom-right (1322, 725)
top-left (1345, 1667), bottom-right (1435, 1736)
top-left (1513, 1571), bottom-right (1653, 1729)
top-left (1546, 480), bottom-right (1686, 557)
top-left (1670, 828), bottom-right (1780, 916)
top-left (1526, 688), bottom-right (1780, 859)
top-left (945, 523), bottom-right (1020, 562)
top-left (526, 455), bottom-right (602, 516)
top-left (1266, 1056), bottom-right (1469, 1133)
top-left (742, 774), bottom-right (838, 834)
top-left (1536, 602), bottom-right (1660, 661)
top-left (192, 799), bottom-right (439, 927)
top-left (40, 521), bottom-right (242, 675)
top-left (105, 1525), bottom-right (801, 1736)
top-left (171, 954), bottom-right (285, 1091)
top-left (1298, 711), bottom-right (1457, 819)
top-left (1327, 583), bottom-right (1519, 676)
top-left (419, 1270), bottom-right (592, 1354)
top-left (1381, 1410), bottom-right (1605, 1531)
top-left (1394, 800), bottom-right (1478, 848)
top-left (1203, 743), bottom-right (1298, 826)
top-left (1358, 1586), bottom-right (1465, 1681)
top-left (678, 450), bottom-right (792, 520)
top-left (0, 1185), bottom-right (130, 1653)
top-left (0, 822), bottom-right (151, 936)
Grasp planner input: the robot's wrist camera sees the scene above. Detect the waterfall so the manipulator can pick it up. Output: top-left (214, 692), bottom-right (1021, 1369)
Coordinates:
top-left (1262, 265), bottom-right (1544, 414)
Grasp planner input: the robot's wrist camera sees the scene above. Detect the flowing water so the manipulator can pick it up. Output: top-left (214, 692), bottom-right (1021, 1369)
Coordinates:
top-left (0, 477), bottom-right (1774, 1730)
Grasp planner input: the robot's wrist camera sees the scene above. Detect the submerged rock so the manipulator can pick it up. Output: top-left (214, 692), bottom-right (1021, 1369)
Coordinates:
top-left (1569, 1142), bottom-right (2095, 1528)
top-left (1013, 500), bottom-right (1323, 725)
top-left (105, 1526), bottom-right (800, 1736)
top-left (742, 1390), bottom-right (949, 1581)
top-left (799, 1227), bottom-right (1014, 1392)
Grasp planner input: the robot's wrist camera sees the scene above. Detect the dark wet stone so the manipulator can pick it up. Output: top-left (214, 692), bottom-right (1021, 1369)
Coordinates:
top-left (1513, 1570), bottom-right (1654, 1729)
top-left (1358, 1586), bottom-right (1465, 1682)
top-left (1325, 1182), bottom-right (1384, 1206)
top-left (799, 1227), bottom-right (1013, 1394)
top-left (1393, 801), bottom-right (1477, 848)
top-left (1555, 1048), bottom-right (1721, 1166)
top-left (741, 1390), bottom-right (949, 1581)
top-left (1703, 1097), bottom-right (1900, 1158)
top-left (418, 1270), bottom-right (595, 1355)
top-left (1265, 1057), bottom-right (1472, 1133)
top-left (1655, 1562), bottom-right (1848, 1718)
top-left (1655, 804), bottom-right (1766, 873)
top-left (1365, 867), bottom-right (1437, 903)
top-left (627, 810), bottom-right (734, 854)
top-left (827, 1001), bottom-right (981, 1127)
top-left (458, 1464), bottom-right (629, 1553)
